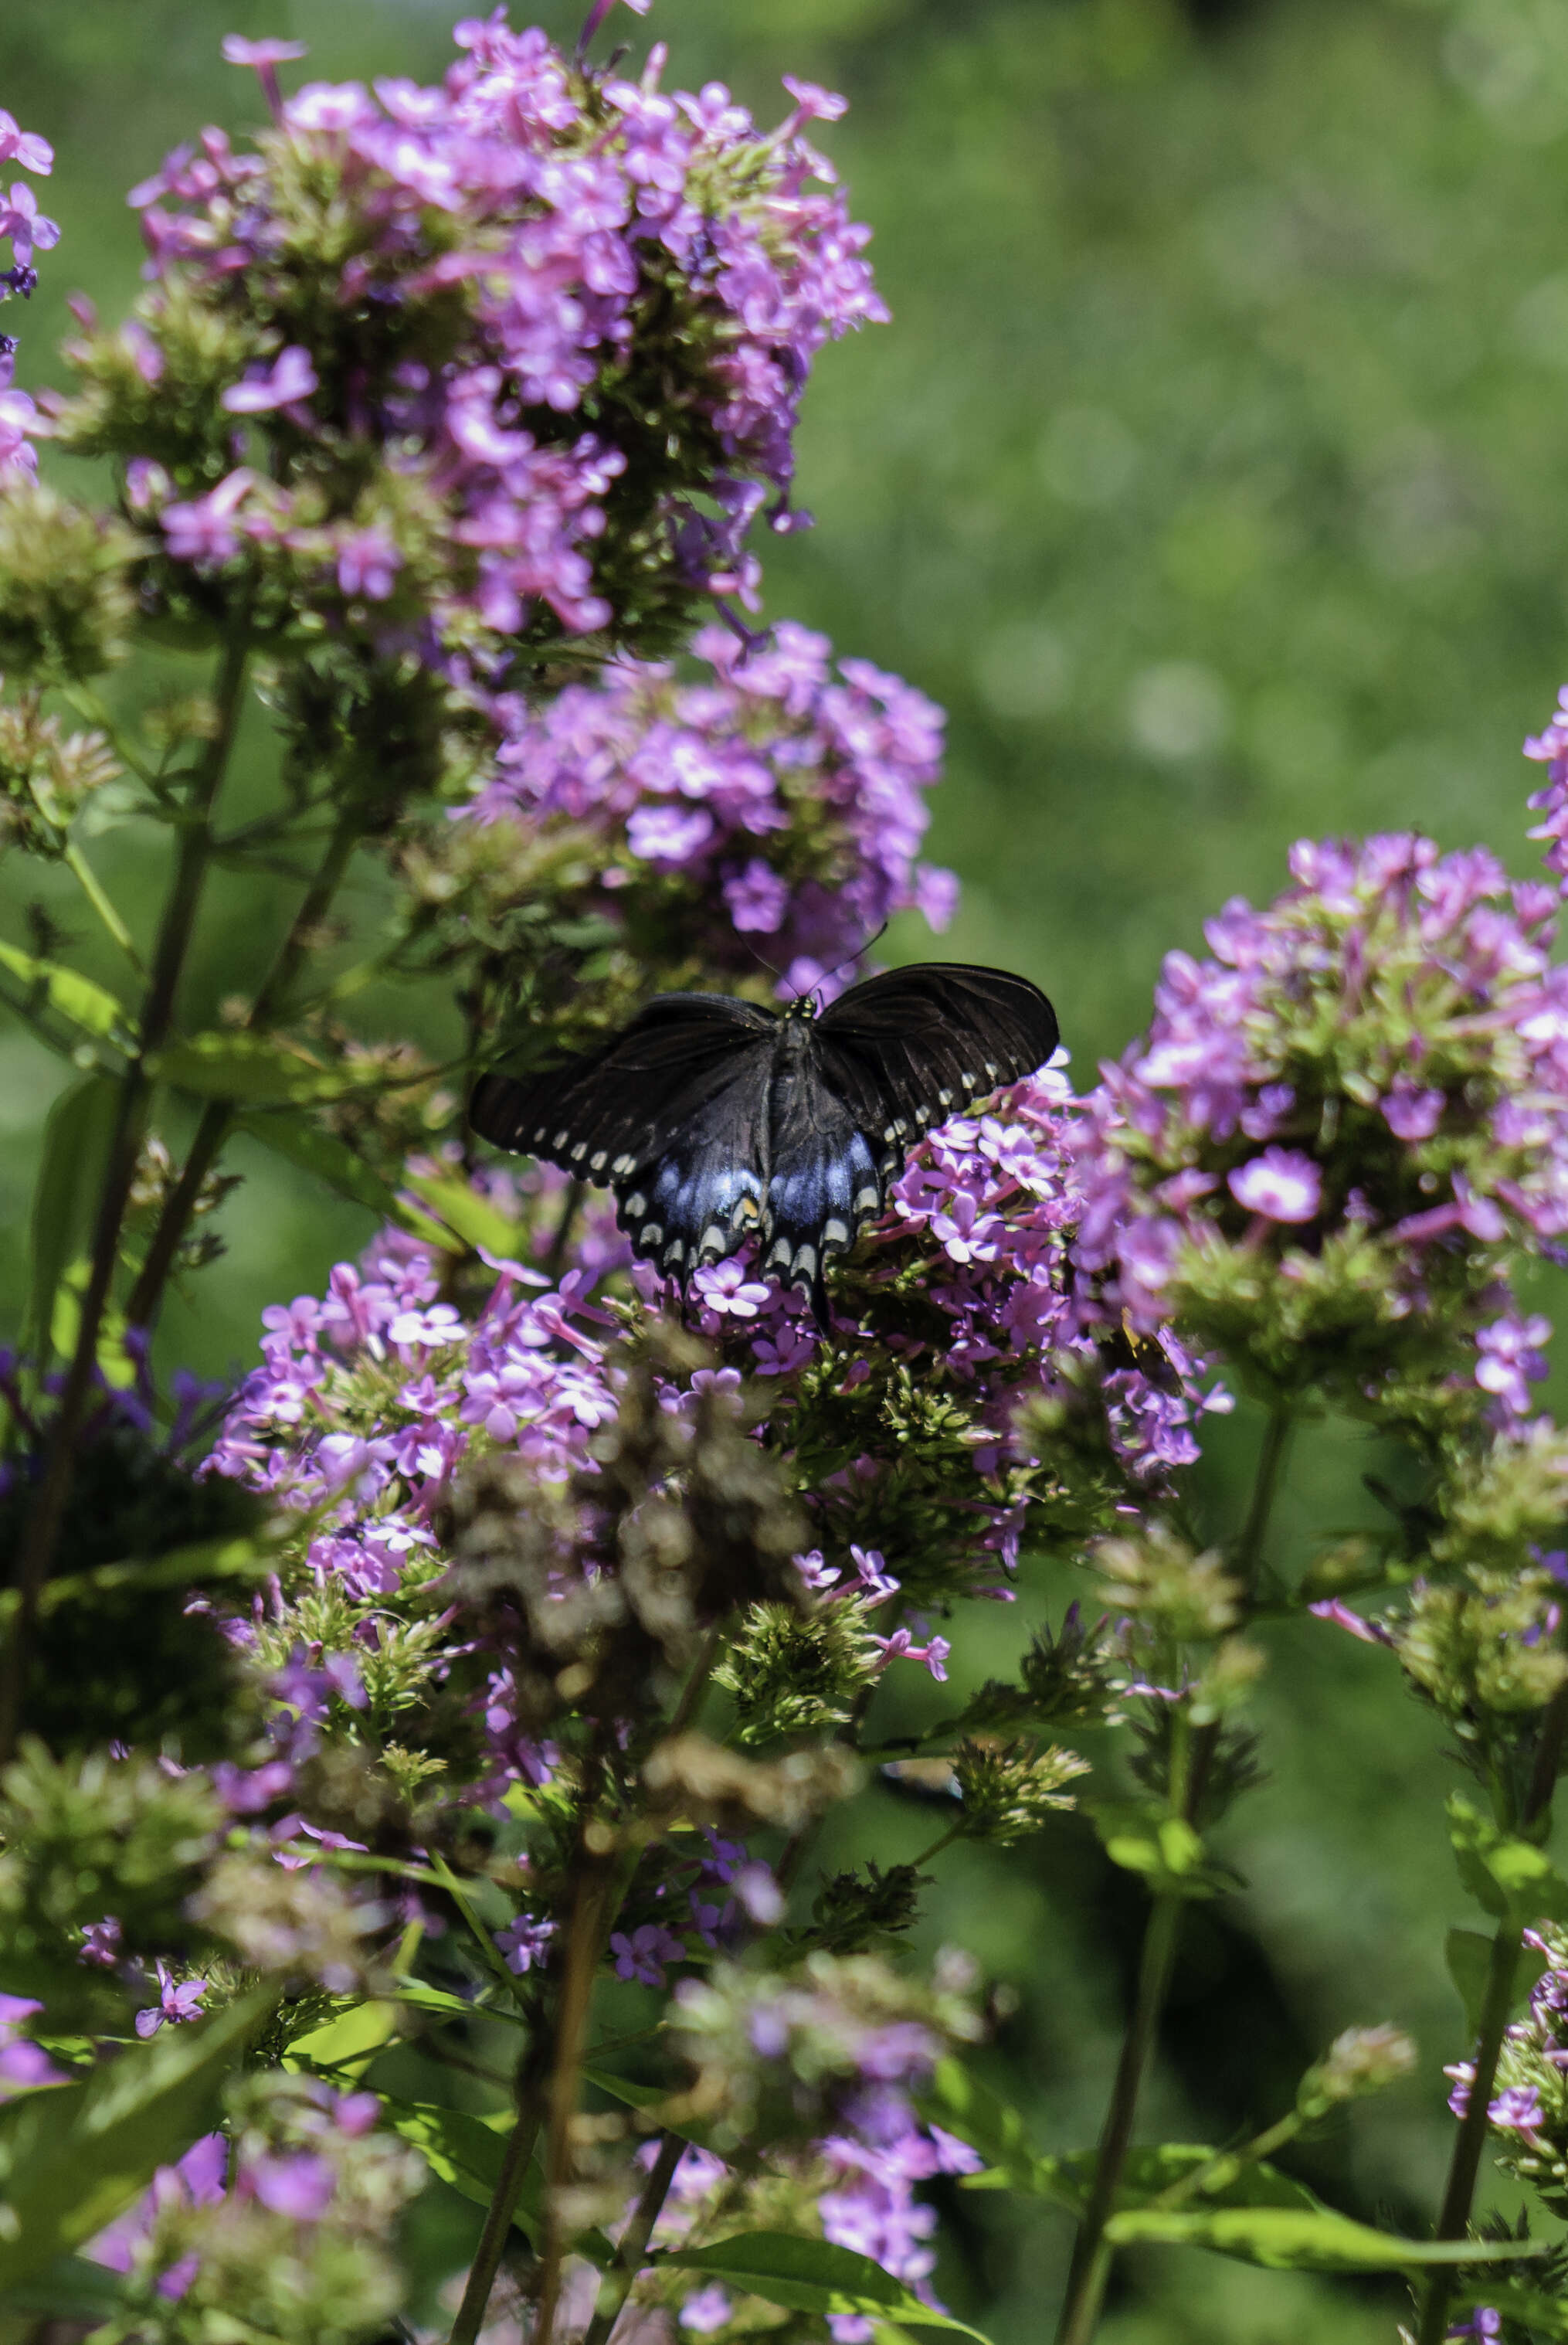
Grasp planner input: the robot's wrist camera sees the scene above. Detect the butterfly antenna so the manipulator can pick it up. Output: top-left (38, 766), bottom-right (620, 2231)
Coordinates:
top-left (740, 938), bottom-right (788, 987)
top-left (807, 922), bottom-right (890, 1000)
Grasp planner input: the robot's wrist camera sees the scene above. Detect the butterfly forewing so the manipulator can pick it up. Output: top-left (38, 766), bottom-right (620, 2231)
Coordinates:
top-left (815, 965), bottom-right (1058, 1164)
top-left (469, 993), bottom-right (772, 1181)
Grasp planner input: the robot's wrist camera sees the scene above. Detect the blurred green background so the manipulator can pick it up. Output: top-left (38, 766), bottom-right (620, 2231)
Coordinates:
top-left (7, 0), bottom-right (1568, 2333)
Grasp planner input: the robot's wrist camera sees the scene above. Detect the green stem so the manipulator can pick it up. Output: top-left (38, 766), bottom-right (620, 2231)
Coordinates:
top-left (0, 616), bottom-right (250, 1768)
top-left (1054, 1888), bottom-right (1186, 2345)
top-left (1052, 1406), bottom-right (1293, 2345)
top-left (124, 807), bottom-right (360, 1331)
top-left (1414, 1922), bottom-right (1522, 2345)
top-left (447, 2053), bottom-right (547, 2345)
top-left (1149, 2109), bottom-right (1302, 2212)
top-left (63, 841), bottom-right (145, 976)
top-left (581, 2130), bottom-right (687, 2345)
top-left (1415, 1677), bottom-right (1568, 2345)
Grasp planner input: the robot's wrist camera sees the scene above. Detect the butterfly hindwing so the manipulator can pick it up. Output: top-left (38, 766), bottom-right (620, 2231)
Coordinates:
top-left (615, 1056), bottom-right (772, 1280)
top-left (759, 1036), bottom-right (884, 1307)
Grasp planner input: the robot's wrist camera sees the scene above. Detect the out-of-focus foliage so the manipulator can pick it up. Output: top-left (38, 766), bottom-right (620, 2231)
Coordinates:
top-left (5, 1), bottom-right (1568, 2340)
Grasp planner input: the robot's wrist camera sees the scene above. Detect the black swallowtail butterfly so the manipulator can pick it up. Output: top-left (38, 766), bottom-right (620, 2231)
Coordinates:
top-left (469, 963), bottom-right (1058, 1313)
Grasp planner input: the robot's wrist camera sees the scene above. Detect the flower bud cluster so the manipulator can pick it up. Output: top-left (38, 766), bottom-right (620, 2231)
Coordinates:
top-left (44, 17), bottom-right (883, 675)
top-left (1074, 831), bottom-right (1568, 1429)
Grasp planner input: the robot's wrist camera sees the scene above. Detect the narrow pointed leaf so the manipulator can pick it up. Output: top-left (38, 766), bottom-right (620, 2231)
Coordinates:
top-left (1104, 2204), bottom-right (1549, 2271)
top-left (0, 940), bottom-right (131, 1045)
top-left (234, 1109), bottom-right (453, 1245)
top-left (21, 1075), bottom-right (120, 1365)
top-left (659, 2233), bottom-right (996, 2342)
top-left (0, 1987), bottom-right (273, 2283)
top-left (154, 1033), bottom-right (361, 1106)
top-left (404, 1170), bottom-right (525, 1259)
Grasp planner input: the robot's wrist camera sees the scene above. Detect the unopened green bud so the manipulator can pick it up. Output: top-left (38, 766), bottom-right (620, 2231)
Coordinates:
top-left (0, 484), bottom-right (139, 679)
top-left (1298, 2023), bottom-right (1417, 2117)
top-left (1095, 1522), bottom-right (1240, 1641)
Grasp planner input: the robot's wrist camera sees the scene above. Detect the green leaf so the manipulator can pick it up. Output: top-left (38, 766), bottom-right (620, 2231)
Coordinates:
top-left (582, 2067), bottom-right (717, 2152)
top-left (0, 1987), bottom-right (272, 2284)
top-left (0, 2254), bottom-right (130, 2321)
top-left (1449, 2281), bottom-right (1568, 2340)
top-left (1103, 2204), bottom-right (1549, 2272)
top-left (154, 1032), bottom-right (361, 1106)
top-left (659, 2233), bottom-right (996, 2343)
top-left (404, 1170), bottom-right (525, 1260)
top-left (1086, 1801), bottom-right (1229, 1899)
top-left (962, 2140), bottom-right (1322, 2218)
top-left (385, 1977), bottom-right (524, 2030)
top-left (0, 940), bottom-right (131, 1047)
top-left (234, 1110), bottom-right (453, 1248)
top-left (0, 1532), bottom-right (277, 1633)
top-left (918, 2058), bottom-right (1047, 2193)
top-left (1445, 1926), bottom-right (1549, 2034)
top-left (21, 1074), bottom-right (120, 1366)
top-left (1448, 1794), bottom-right (1568, 1926)
top-left (284, 1997), bottom-right (399, 2077)
top-left (379, 2096), bottom-right (613, 2265)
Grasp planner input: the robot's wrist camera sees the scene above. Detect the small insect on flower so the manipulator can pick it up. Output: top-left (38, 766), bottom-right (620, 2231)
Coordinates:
top-left (470, 963), bottom-right (1058, 1316)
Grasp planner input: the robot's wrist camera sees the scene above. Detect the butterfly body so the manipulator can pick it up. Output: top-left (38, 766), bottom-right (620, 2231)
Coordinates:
top-left (470, 964), bottom-right (1058, 1311)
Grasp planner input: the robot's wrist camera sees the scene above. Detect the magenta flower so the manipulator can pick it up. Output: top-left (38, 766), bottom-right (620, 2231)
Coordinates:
top-left (611, 1922), bottom-right (686, 1986)
top-left (78, 1915), bottom-right (124, 1969)
top-left (0, 110), bottom-right (53, 176)
top-left (243, 2150), bottom-right (335, 2220)
top-left (135, 1961), bottom-right (209, 2037)
top-left (221, 345), bottom-right (318, 417)
top-left (495, 1912), bottom-right (557, 1976)
top-left (160, 468), bottom-right (258, 567)
top-left (1227, 1147), bottom-right (1322, 1224)
top-left (0, 182), bottom-right (59, 265)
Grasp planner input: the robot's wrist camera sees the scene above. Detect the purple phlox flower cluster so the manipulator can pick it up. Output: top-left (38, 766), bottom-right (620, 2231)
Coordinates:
top-left (466, 620), bottom-right (954, 988)
top-left (1073, 828), bottom-right (1568, 1420)
top-left (612, 1920), bottom-right (687, 1985)
top-left (0, 1992), bottom-right (68, 2096)
top-left (207, 1206), bottom-right (626, 1805)
top-left (88, 2131), bottom-right (228, 2302)
top-left (816, 2092), bottom-right (983, 2343)
top-left (630, 1058), bottom-right (1213, 1612)
top-left (86, 2083), bottom-right (385, 2297)
top-left (670, 1955), bottom-right (983, 2338)
top-left (1525, 681), bottom-right (1568, 890)
top-left (135, 1959), bottom-right (209, 2038)
top-left (0, 110), bottom-right (54, 479)
top-left (110, 12), bottom-right (883, 653)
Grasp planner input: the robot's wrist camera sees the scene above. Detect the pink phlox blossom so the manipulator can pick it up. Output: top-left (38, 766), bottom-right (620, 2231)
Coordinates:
top-left (0, 182), bottom-right (59, 265)
top-left (1227, 1147), bottom-right (1322, 1225)
top-left (87, 2131), bottom-right (227, 2293)
top-left (135, 1961), bottom-right (209, 2038)
top-left (78, 1915), bottom-right (124, 1969)
top-left (0, 111), bottom-right (53, 176)
top-left (1308, 1599), bottom-right (1396, 1648)
top-left (611, 1922), bottom-right (686, 1986)
top-left (496, 1912), bottom-right (557, 1975)
top-left (243, 2151), bottom-right (335, 2220)
top-left (0, 1993), bottom-right (68, 2094)
top-left (222, 343), bottom-right (319, 416)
